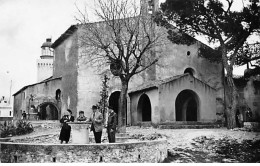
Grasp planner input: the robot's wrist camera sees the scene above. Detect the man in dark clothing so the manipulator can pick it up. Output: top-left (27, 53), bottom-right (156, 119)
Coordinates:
top-left (107, 105), bottom-right (117, 143)
top-left (22, 111), bottom-right (27, 120)
top-left (89, 105), bottom-right (103, 143)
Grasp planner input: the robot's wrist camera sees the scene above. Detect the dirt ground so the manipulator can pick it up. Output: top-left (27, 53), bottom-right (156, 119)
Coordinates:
top-left (126, 126), bottom-right (260, 163)
top-left (11, 126), bottom-right (260, 163)
top-left (127, 126), bottom-right (260, 148)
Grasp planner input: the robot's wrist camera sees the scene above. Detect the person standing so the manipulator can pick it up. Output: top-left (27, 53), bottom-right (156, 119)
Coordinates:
top-left (107, 106), bottom-right (117, 143)
top-left (22, 111), bottom-right (27, 120)
top-left (67, 109), bottom-right (75, 122)
top-left (59, 109), bottom-right (74, 144)
top-left (77, 110), bottom-right (87, 121)
top-left (89, 105), bottom-right (103, 143)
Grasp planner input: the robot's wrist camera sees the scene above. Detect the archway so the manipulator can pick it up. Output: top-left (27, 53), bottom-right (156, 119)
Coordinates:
top-left (108, 91), bottom-right (120, 124)
top-left (175, 90), bottom-right (199, 121)
top-left (37, 102), bottom-right (59, 120)
top-left (137, 94), bottom-right (152, 122)
top-left (184, 68), bottom-right (195, 76)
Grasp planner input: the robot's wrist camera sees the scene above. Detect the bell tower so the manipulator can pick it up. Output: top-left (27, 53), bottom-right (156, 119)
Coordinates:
top-left (37, 38), bottom-right (54, 82)
top-left (140, 0), bottom-right (159, 81)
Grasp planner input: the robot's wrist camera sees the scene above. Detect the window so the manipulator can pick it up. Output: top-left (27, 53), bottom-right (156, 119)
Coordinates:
top-left (10, 111), bottom-right (12, 116)
top-left (22, 92), bottom-right (26, 99)
top-left (56, 89), bottom-right (61, 100)
top-left (184, 68), bottom-right (195, 76)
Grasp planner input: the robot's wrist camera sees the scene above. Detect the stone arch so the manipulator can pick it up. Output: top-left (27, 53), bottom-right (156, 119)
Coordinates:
top-left (108, 91), bottom-right (120, 115)
top-left (37, 102), bottom-right (59, 120)
top-left (175, 90), bottom-right (200, 121)
top-left (137, 94), bottom-right (152, 122)
top-left (184, 68), bottom-right (195, 76)
top-left (108, 91), bottom-right (120, 124)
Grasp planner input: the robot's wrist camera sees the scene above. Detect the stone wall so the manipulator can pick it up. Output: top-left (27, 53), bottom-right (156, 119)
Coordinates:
top-left (0, 139), bottom-right (167, 163)
top-left (155, 38), bottom-right (224, 116)
top-left (159, 74), bottom-right (217, 122)
top-left (13, 78), bottom-right (61, 120)
top-left (130, 88), bottom-right (159, 125)
top-left (235, 77), bottom-right (260, 121)
top-left (53, 30), bottom-right (79, 118)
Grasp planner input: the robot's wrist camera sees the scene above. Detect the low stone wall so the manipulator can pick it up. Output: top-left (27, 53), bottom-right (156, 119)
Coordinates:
top-left (0, 139), bottom-right (167, 163)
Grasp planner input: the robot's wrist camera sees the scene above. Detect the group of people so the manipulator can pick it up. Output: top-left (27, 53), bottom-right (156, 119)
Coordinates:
top-left (59, 105), bottom-right (117, 144)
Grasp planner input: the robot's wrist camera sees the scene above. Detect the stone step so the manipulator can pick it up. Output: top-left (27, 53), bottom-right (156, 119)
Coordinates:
top-left (136, 122), bottom-right (153, 127)
top-left (116, 132), bottom-right (130, 137)
top-left (158, 124), bottom-right (223, 129)
top-left (159, 121), bottom-right (221, 125)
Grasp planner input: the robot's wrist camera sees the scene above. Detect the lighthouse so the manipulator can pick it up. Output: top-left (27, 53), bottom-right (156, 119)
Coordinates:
top-left (37, 38), bottom-right (54, 82)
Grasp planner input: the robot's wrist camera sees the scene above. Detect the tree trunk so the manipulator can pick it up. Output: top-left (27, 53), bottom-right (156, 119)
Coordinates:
top-left (117, 79), bottom-right (129, 133)
top-left (225, 70), bottom-right (238, 129)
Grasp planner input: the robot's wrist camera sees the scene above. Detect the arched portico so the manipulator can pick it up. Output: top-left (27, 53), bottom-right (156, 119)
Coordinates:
top-left (108, 91), bottom-right (120, 124)
top-left (37, 102), bottom-right (59, 120)
top-left (137, 94), bottom-right (152, 122)
top-left (175, 90), bottom-right (199, 121)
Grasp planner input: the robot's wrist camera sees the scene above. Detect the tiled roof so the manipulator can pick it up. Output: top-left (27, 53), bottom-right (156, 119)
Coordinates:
top-left (129, 73), bottom-right (216, 94)
top-left (51, 25), bottom-right (78, 48)
top-left (128, 74), bottom-right (188, 94)
top-left (13, 76), bottom-right (62, 96)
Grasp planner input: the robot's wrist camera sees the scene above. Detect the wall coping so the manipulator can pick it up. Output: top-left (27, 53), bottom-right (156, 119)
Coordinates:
top-left (67, 122), bottom-right (92, 125)
top-left (0, 138), bottom-right (167, 146)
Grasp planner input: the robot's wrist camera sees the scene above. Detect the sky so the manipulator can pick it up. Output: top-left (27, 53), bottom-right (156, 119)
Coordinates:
top-left (0, 0), bottom-right (91, 99)
top-left (0, 0), bottom-right (254, 102)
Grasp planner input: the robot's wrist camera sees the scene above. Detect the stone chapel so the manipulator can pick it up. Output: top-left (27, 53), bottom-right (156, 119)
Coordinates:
top-left (12, 0), bottom-right (260, 125)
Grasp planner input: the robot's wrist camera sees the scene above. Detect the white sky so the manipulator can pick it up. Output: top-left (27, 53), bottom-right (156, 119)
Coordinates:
top-left (0, 0), bottom-right (252, 101)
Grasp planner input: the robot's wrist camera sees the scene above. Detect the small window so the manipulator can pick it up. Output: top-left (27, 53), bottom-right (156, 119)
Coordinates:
top-left (184, 68), bottom-right (195, 76)
top-left (10, 111), bottom-right (12, 116)
top-left (56, 89), bottom-right (61, 100)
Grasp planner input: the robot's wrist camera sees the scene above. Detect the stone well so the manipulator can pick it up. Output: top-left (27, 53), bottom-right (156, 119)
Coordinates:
top-left (67, 122), bottom-right (92, 144)
top-left (0, 138), bottom-right (168, 163)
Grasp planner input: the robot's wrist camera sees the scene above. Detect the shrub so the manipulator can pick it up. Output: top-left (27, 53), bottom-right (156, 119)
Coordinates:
top-left (0, 120), bottom-right (34, 138)
top-left (16, 120), bottom-right (34, 135)
top-left (0, 121), bottom-right (16, 138)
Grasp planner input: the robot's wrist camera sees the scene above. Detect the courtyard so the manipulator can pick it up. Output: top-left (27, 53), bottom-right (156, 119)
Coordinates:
top-left (8, 125), bottom-right (260, 163)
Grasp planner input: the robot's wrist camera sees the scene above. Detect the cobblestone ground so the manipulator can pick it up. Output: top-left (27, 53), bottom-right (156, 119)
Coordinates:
top-left (10, 126), bottom-right (260, 163)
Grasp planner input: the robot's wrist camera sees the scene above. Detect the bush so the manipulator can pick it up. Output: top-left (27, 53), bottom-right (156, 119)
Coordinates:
top-left (0, 120), bottom-right (34, 138)
top-left (0, 121), bottom-right (16, 138)
top-left (16, 120), bottom-right (34, 135)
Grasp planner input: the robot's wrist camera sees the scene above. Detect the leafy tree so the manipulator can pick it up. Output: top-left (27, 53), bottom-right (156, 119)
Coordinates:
top-left (155, 0), bottom-right (260, 129)
top-left (236, 42), bottom-right (260, 78)
top-left (76, 0), bottom-right (164, 132)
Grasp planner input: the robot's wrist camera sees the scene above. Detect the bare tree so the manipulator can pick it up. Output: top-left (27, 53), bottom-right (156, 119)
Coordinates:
top-left (75, 0), bottom-right (165, 132)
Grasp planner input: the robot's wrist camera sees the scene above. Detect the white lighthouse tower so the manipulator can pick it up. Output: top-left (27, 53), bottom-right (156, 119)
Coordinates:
top-left (37, 38), bottom-right (54, 82)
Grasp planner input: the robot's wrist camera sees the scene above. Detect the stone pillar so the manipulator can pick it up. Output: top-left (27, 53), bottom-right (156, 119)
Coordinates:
top-left (67, 122), bottom-right (92, 144)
